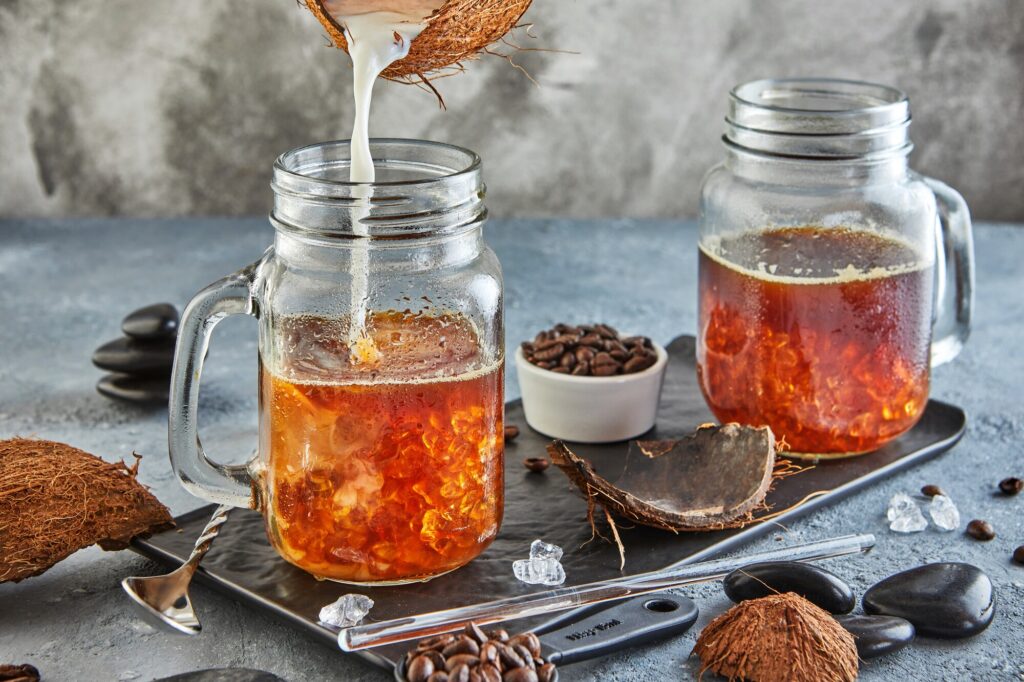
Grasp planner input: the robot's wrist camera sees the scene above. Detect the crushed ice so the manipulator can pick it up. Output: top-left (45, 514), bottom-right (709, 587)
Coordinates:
top-left (928, 494), bottom-right (960, 531)
top-left (319, 593), bottom-right (374, 628)
top-left (886, 492), bottom-right (927, 533)
top-left (512, 539), bottom-right (566, 586)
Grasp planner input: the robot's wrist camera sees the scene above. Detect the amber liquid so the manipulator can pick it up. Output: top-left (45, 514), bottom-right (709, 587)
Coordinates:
top-left (260, 312), bottom-right (504, 583)
top-left (697, 226), bottom-right (934, 457)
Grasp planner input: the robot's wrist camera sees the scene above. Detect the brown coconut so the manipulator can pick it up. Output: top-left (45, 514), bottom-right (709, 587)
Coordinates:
top-left (304, 0), bottom-right (534, 80)
top-left (0, 438), bottom-right (174, 583)
top-left (693, 593), bottom-right (859, 682)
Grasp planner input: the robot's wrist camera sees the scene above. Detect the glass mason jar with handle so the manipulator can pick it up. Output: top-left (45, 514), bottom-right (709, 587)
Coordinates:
top-left (169, 139), bottom-right (504, 584)
top-left (697, 79), bottom-right (973, 460)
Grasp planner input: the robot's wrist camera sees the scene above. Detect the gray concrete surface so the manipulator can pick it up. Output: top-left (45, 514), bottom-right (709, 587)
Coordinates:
top-left (1, 218), bottom-right (1022, 681)
top-left (2, 1), bottom-right (1024, 221)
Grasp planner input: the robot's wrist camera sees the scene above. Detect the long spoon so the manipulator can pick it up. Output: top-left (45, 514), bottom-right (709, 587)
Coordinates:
top-left (339, 533), bottom-right (876, 651)
top-left (122, 505), bottom-right (232, 635)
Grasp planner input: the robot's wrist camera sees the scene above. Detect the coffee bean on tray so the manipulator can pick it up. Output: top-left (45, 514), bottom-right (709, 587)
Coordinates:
top-left (966, 519), bottom-right (995, 541)
top-left (524, 457), bottom-right (549, 473)
top-left (504, 425), bottom-right (520, 442)
top-left (1013, 546), bottom-right (1024, 565)
top-left (921, 484), bottom-right (945, 497)
top-left (521, 324), bottom-right (657, 377)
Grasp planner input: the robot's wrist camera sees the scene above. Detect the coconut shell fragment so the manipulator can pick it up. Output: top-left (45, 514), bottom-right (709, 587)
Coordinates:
top-left (306, 0), bottom-right (534, 80)
top-left (548, 423), bottom-right (776, 532)
top-left (0, 438), bottom-right (174, 583)
top-left (693, 593), bottom-right (858, 682)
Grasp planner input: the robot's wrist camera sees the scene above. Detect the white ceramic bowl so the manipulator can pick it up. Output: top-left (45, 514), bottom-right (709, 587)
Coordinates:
top-left (514, 342), bottom-right (668, 443)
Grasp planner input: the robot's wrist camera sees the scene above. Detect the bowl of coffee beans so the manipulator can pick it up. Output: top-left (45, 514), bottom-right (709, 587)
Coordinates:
top-left (515, 323), bottom-right (667, 443)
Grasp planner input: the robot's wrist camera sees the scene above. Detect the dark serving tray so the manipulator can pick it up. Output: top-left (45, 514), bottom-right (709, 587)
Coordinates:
top-left (132, 335), bottom-right (966, 670)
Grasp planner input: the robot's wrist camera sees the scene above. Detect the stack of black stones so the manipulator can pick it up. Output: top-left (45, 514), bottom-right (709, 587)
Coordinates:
top-left (92, 303), bottom-right (179, 405)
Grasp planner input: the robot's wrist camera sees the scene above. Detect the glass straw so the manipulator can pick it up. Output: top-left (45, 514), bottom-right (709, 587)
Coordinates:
top-left (338, 533), bottom-right (874, 651)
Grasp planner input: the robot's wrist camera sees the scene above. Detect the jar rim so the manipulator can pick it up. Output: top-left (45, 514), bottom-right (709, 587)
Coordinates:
top-left (273, 138), bottom-right (482, 190)
top-left (726, 78), bottom-right (912, 159)
top-left (730, 78), bottom-right (909, 122)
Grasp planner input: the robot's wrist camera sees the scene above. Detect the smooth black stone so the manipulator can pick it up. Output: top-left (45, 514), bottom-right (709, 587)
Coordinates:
top-left (92, 336), bottom-right (175, 375)
top-left (835, 614), bottom-right (915, 659)
top-left (122, 302), bottom-right (179, 340)
top-left (862, 562), bottom-right (995, 639)
top-left (97, 374), bottom-right (170, 404)
top-left (723, 561), bottom-right (856, 614)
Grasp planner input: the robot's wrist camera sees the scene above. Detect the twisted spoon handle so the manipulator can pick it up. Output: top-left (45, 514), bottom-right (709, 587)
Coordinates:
top-left (183, 504), bottom-right (232, 571)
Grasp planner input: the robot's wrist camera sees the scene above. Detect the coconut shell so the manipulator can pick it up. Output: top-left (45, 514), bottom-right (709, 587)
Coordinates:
top-left (693, 593), bottom-right (859, 682)
top-left (305, 0), bottom-right (534, 79)
top-left (548, 423), bottom-right (777, 532)
top-left (0, 438), bottom-right (174, 583)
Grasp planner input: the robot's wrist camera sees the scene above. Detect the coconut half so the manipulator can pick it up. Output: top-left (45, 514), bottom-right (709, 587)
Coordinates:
top-left (548, 423), bottom-right (777, 532)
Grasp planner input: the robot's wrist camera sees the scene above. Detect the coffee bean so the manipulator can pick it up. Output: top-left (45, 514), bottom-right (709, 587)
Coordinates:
top-left (427, 673), bottom-right (449, 682)
top-left (512, 645), bottom-right (535, 670)
top-left (419, 634), bottom-right (455, 651)
top-left (448, 664), bottom-right (470, 682)
top-left (1013, 546), bottom-right (1024, 565)
top-left (623, 354), bottom-right (656, 373)
top-left (497, 644), bottom-right (525, 669)
top-left (571, 361), bottom-right (590, 376)
top-left (479, 642), bottom-right (499, 666)
top-left (609, 349), bottom-right (629, 361)
top-left (408, 654), bottom-right (436, 682)
top-left (445, 654), bottom-right (480, 671)
top-left (559, 352), bottom-right (576, 369)
top-left (443, 637), bottom-right (479, 658)
top-left (488, 629), bottom-right (510, 643)
top-left (594, 323), bottom-right (618, 339)
top-left (508, 633), bottom-right (541, 659)
top-left (966, 519), bottom-right (995, 541)
top-left (535, 361), bottom-right (556, 370)
top-left (536, 664), bottom-right (557, 682)
top-left (549, 366), bottom-right (569, 374)
top-left (578, 333), bottom-right (603, 348)
top-left (532, 344), bottom-right (564, 362)
top-left (921, 484), bottom-right (945, 497)
top-left (520, 341), bottom-right (534, 354)
top-left (504, 425), bottom-right (520, 442)
top-left (478, 663), bottom-right (502, 682)
top-left (502, 668), bottom-right (538, 682)
top-left (523, 457), bottom-right (549, 473)
top-left (422, 651), bottom-right (445, 669)
top-left (575, 346), bottom-right (595, 362)
top-left (999, 477), bottom-right (1022, 495)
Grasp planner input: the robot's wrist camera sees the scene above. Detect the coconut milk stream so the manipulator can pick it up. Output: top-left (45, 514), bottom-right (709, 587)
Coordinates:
top-left (324, 2), bottom-right (439, 359)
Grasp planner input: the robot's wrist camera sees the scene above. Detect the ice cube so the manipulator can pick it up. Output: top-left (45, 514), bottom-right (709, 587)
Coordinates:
top-left (318, 594), bottom-right (374, 628)
top-left (513, 557), bottom-right (566, 586)
top-left (886, 492), bottom-right (927, 533)
top-left (928, 494), bottom-right (960, 531)
top-left (529, 539), bottom-right (563, 563)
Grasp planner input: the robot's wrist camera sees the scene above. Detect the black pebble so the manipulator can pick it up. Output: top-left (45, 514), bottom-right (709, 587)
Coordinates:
top-left (122, 302), bottom-right (179, 340)
top-left (92, 337), bottom-right (175, 375)
top-left (723, 561), bottom-right (855, 614)
top-left (835, 614), bottom-right (915, 659)
top-left (97, 374), bottom-right (170, 404)
top-left (862, 563), bottom-right (995, 638)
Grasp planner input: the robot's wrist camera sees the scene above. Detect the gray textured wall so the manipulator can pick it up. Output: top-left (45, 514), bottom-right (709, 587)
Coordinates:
top-left (1, 0), bottom-right (1022, 221)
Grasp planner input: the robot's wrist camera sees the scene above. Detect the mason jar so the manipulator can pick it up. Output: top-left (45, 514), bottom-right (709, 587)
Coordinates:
top-left (169, 139), bottom-right (505, 584)
top-left (697, 79), bottom-right (973, 459)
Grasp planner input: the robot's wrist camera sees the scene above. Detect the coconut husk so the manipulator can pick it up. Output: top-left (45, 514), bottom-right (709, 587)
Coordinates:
top-left (0, 438), bottom-right (174, 583)
top-left (548, 423), bottom-right (778, 533)
top-left (305, 0), bottom-right (534, 80)
top-left (693, 593), bottom-right (858, 682)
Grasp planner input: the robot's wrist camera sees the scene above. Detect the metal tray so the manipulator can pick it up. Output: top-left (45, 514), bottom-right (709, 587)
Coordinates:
top-left (132, 335), bottom-right (966, 669)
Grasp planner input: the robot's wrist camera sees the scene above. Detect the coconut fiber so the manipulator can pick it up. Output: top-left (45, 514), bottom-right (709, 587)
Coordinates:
top-left (0, 438), bottom-right (174, 583)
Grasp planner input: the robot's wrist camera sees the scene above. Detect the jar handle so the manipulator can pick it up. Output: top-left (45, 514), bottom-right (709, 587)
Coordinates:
top-left (168, 260), bottom-right (261, 509)
top-left (921, 175), bottom-right (975, 367)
